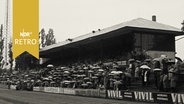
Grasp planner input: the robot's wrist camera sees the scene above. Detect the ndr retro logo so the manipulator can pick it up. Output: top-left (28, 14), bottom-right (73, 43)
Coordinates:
top-left (14, 29), bottom-right (37, 45)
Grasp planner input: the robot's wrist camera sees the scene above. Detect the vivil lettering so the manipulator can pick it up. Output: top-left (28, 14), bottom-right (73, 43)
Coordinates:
top-left (133, 91), bottom-right (154, 102)
top-left (171, 93), bottom-right (184, 104)
top-left (107, 90), bottom-right (123, 99)
top-left (107, 90), bottom-right (184, 104)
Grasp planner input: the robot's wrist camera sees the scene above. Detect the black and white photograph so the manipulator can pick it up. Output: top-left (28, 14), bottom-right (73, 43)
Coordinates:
top-left (0, 0), bottom-right (184, 104)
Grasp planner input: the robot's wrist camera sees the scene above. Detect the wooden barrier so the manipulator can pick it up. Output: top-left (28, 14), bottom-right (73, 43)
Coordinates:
top-left (63, 88), bottom-right (75, 95)
top-left (33, 87), bottom-right (40, 91)
top-left (44, 87), bottom-right (59, 93)
top-left (75, 89), bottom-right (100, 97)
top-left (59, 88), bottom-right (64, 94)
top-left (10, 85), bottom-right (17, 90)
top-left (0, 84), bottom-right (8, 89)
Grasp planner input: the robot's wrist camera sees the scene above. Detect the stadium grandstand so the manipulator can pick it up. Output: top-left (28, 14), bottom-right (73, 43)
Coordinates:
top-left (40, 16), bottom-right (183, 66)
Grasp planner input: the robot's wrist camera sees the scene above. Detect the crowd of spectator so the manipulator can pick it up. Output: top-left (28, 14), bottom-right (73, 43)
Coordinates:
top-left (1, 55), bottom-right (184, 92)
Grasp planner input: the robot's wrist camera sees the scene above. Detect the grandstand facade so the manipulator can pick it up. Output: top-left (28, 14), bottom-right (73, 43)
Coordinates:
top-left (40, 17), bottom-right (184, 66)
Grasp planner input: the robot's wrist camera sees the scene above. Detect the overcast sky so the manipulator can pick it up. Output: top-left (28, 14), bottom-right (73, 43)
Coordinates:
top-left (0, 0), bottom-right (184, 59)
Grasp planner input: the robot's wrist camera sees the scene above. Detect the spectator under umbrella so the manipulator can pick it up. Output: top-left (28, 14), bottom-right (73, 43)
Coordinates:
top-left (63, 68), bottom-right (70, 71)
top-left (73, 70), bottom-right (78, 74)
top-left (81, 83), bottom-right (88, 88)
top-left (112, 63), bottom-right (119, 69)
top-left (140, 65), bottom-right (151, 86)
top-left (153, 68), bottom-right (162, 71)
top-left (43, 77), bottom-right (50, 81)
top-left (63, 80), bottom-right (71, 83)
top-left (77, 74), bottom-right (86, 78)
top-left (114, 80), bottom-right (122, 90)
top-left (63, 73), bottom-right (69, 76)
top-left (84, 77), bottom-right (90, 80)
top-left (47, 64), bottom-right (54, 68)
top-left (91, 66), bottom-right (101, 70)
top-left (83, 67), bottom-right (88, 70)
top-left (60, 67), bottom-right (67, 70)
top-left (72, 74), bottom-right (78, 77)
top-left (81, 74), bottom-right (86, 77)
top-left (64, 71), bottom-right (70, 74)
top-left (88, 70), bottom-right (94, 73)
top-left (91, 76), bottom-right (98, 79)
top-left (98, 69), bottom-right (104, 72)
top-left (153, 68), bottom-right (162, 89)
top-left (140, 65), bottom-right (151, 69)
top-left (78, 70), bottom-right (85, 73)
top-left (111, 71), bottom-right (122, 75)
top-left (108, 73), bottom-right (114, 76)
top-left (86, 81), bottom-right (92, 85)
top-left (129, 59), bottom-right (135, 62)
top-left (42, 81), bottom-right (50, 87)
top-left (50, 81), bottom-right (56, 86)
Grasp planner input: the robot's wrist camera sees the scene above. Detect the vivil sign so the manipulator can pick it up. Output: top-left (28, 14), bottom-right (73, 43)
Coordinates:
top-left (107, 90), bottom-right (184, 104)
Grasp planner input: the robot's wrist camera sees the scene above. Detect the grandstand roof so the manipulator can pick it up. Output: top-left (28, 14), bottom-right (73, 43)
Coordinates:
top-left (40, 18), bottom-right (184, 54)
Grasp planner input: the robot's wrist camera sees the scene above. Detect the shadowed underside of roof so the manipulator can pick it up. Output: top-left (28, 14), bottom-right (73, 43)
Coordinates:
top-left (40, 18), bottom-right (184, 52)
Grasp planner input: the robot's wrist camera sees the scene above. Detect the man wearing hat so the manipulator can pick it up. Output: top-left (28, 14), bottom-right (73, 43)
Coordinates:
top-left (168, 60), bottom-right (179, 92)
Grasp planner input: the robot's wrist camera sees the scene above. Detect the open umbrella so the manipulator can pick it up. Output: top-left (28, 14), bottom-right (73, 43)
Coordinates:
top-left (72, 74), bottom-right (78, 77)
top-left (124, 72), bottom-right (131, 78)
top-left (114, 81), bottom-right (122, 85)
top-left (92, 76), bottom-right (98, 79)
top-left (175, 57), bottom-right (182, 62)
top-left (112, 64), bottom-right (119, 68)
top-left (108, 73), bottom-right (114, 76)
top-left (153, 58), bottom-right (160, 61)
top-left (81, 83), bottom-right (88, 87)
top-left (81, 74), bottom-right (86, 77)
top-left (63, 80), bottom-right (71, 84)
top-left (84, 77), bottom-right (90, 80)
top-left (92, 66), bottom-right (100, 69)
top-left (153, 68), bottom-right (162, 72)
top-left (144, 59), bottom-right (151, 62)
top-left (111, 71), bottom-right (122, 74)
top-left (128, 59), bottom-right (135, 62)
top-left (140, 65), bottom-right (151, 69)
top-left (50, 81), bottom-right (56, 84)
top-left (83, 67), bottom-right (88, 70)
top-left (88, 70), bottom-right (94, 73)
top-left (64, 71), bottom-right (70, 74)
top-left (48, 76), bottom-right (53, 79)
top-left (79, 70), bottom-right (84, 73)
top-left (47, 64), bottom-right (54, 68)
top-left (86, 82), bottom-right (92, 85)
top-left (43, 78), bottom-right (49, 81)
top-left (98, 69), bottom-right (104, 72)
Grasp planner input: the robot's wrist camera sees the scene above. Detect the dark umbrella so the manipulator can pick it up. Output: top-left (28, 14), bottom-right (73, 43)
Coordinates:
top-left (175, 57), bottom-right (182, 62)
top-left (128, 59), bottom-right (135, 62)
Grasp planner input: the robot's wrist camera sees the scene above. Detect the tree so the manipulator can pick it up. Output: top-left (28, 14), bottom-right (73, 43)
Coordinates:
top-left (8, 43), bottom-right (13, 73)
top-left (39, 28), bottom-right (46, 48)
top-left (0, 24), bottom-right (4, 68)
top-left (45, 28), bottom-right (56, 46)
top-left (182, 20), bottom-right (184, 32)
top-left (39, 28), bottom-right (56, 48)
